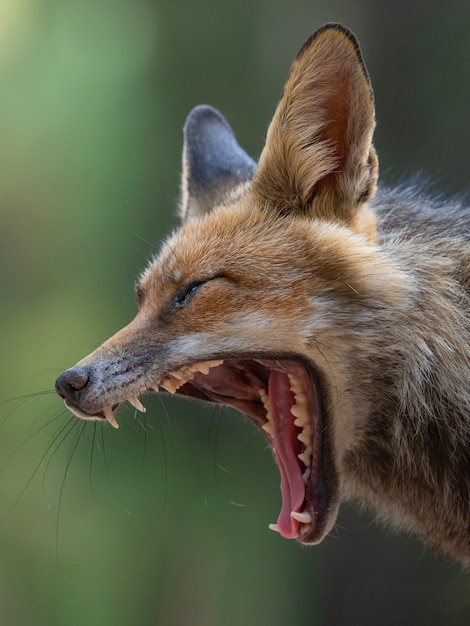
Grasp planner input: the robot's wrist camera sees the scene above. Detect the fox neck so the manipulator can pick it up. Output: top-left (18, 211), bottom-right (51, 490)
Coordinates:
top-left (344, 402), bottom-right (469, 565)
top-left (336, 291), bottom-right (470, 565)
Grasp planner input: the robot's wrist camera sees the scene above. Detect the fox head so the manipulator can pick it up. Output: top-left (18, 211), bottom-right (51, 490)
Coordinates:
top-left (55, 25), bottom-right (404, 545)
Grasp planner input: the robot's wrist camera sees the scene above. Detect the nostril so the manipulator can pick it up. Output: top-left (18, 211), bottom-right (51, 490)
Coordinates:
top-left (68, 368), bottom-right (90, 390)
top-left (55, 366), bottom-right (91, 399)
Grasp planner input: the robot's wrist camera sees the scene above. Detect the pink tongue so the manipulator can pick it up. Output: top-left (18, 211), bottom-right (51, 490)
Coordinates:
top-left (269, 370), bottom-right (306, 538)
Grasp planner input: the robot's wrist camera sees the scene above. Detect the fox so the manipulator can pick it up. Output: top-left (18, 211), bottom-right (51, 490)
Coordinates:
top-left (55, 23), bottom-right (470, 566)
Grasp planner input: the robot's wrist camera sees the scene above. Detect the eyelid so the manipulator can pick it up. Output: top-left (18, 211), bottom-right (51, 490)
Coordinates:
top-left (174, 279), bottom-right (207, 308)
top-left (174, 274), bottom-right (225, 308)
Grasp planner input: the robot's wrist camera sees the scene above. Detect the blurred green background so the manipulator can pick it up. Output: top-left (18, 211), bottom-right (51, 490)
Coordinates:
top-left (0, 1), bottom-right (469, 625)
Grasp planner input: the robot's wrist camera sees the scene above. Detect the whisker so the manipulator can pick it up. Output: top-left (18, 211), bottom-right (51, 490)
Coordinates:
top-left (209, 407), bottom-right (227, 494)
top-left (89, 421), bottom-right (98, 491)
top-left (1, 414), bottom-right (76, 523)
top-left (0, 411), bottom-right (63, 474)
top-left (41, 417), bottom-right (80, 507)
top-left (0, 389), bottom-right (56, 406)
top-left (156, 394), bottom-right (176, 471)
top-left (56, 420), bottom-right (87, 565)
top-left (100, 425), bottom-right (131, 515)
top-left (0, 390), bottom-right (57, 431)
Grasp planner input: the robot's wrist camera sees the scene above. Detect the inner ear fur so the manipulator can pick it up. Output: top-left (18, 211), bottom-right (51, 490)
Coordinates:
top-left (251, 24), bottom-right (378, 241)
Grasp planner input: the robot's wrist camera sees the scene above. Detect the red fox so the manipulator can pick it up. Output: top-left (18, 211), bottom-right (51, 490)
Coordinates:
top-left (55, 24), bottom-right (470, 565)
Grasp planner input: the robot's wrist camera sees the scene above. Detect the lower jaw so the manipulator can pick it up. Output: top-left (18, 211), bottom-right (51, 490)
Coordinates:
top-left (181, 357), bottom-right (338, 544)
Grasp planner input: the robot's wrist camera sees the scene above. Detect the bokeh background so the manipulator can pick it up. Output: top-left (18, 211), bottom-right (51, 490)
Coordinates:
top-left (0, 1), bottom-right (469, 625)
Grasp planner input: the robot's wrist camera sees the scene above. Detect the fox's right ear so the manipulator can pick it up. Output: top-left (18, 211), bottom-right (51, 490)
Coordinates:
top-left (180, 105), bottom-right (256, 223)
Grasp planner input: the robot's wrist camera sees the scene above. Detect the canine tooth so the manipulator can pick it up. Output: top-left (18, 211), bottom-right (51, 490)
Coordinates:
top-left (128, 396), bottom-right (146, 413)
top-left (302, 468), bottom-right (311, 484)
top-left (152, 384), bottom-right (160, 393)
top-left (268, 523), bottom-right (280, 533)
top-left (102, 406), bottom-right (119, 429)
top-left (290, 511), bottom-right (312, 524)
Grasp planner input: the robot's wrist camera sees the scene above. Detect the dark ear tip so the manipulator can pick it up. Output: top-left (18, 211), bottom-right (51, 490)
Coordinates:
top-left (296, 23), bottom-right (367, 79)
top-left (184, 105), bottom-right (231, 137)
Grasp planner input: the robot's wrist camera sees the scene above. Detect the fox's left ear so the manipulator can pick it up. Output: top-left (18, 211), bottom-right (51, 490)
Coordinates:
top-left (251, 24), bottom-right (378, 242)
top-left (180, 105), bottom-right (256, 223)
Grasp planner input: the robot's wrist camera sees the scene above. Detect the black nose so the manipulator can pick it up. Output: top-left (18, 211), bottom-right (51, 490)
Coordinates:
top-left (55, 366), bottom-right (91, 401)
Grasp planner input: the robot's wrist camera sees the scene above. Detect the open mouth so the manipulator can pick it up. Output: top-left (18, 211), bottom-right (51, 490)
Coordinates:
top-left (63, 356), bottom-right (335, 544)
top-left (156, 356), bottom-right (334, 544)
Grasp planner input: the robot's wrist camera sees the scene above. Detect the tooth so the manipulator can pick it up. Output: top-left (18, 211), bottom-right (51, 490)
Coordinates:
top-left (293, 414), bottom-right (308, 428)
top-left (102, 406), bottom-right (119, 429)
top-left (160, 378), bottom-right (182, 393)
top-left (298, 446), bottom-right (312, 466)
top-left (268, 523), bottom-right (280, 533)
top-left (160, 360), bottom-right (223, 393)
top-left (206, 359), bottom-right (223, 368)
top-left (302, 468), bottom-right (311, 484)
top-left (152, 384), bottom-right (160, 393)
top-left (297, 431), bottom-right (310, 446)
top-left (298, 452), bottom-right (309, 466)
top-left (128, 396), bottom-right (146, 413)
top-left (259, 388), bottom-right (270, 410)
top-left (290, 511), bottom-right (312, 524)
top-left (259, 388), bottom-right (273, 426)
top-left (262, 421), bottom-right (273, 435)
top-left (287, 373), bottom-right (301, 393)
top-left (291, 404), bottom-right (307, 419)
top-left (189, 360), bottom-right (223, 375)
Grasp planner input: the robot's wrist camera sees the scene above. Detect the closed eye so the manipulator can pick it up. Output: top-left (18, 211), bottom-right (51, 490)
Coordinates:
top-left (173, 275), bottom-right (224, 308)
top-left (174, 279), bottom-right (209, 308)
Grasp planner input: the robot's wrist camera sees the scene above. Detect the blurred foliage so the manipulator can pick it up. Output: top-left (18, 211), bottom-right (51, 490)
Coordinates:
top-left (0, 1), bottom-right (469, 625)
